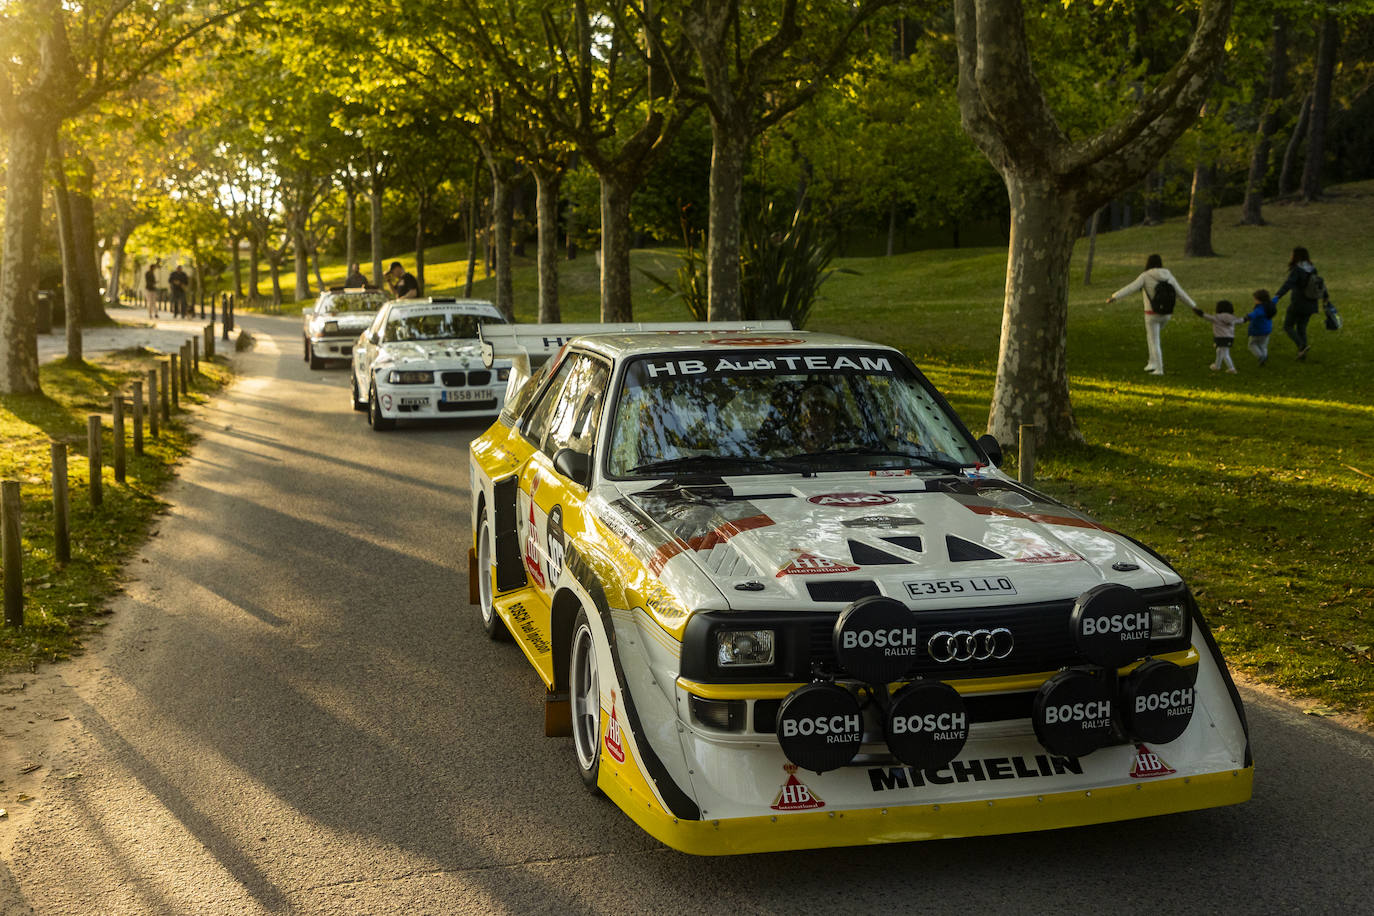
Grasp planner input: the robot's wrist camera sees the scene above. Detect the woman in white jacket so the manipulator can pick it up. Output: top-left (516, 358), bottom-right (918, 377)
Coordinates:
top-left (1106, 254), bottom-right (1198, 375)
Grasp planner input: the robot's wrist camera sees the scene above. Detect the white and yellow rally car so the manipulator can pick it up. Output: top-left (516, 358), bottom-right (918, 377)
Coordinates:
top-left (467, 324), bottom-right (1252, 855)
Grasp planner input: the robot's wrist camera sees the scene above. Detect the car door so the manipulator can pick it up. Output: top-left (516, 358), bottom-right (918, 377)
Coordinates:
top-left (516, 352), bottom-right (612, 612)
top-left (354, 304), bottom-right (390, 391)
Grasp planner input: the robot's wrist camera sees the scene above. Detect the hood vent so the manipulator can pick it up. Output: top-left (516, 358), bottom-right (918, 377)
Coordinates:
top-left (881, 536), bottom-right (924, 553)
top-left (946, 535), bottom-right (1003, 562)
top-left (700, 542), bottom-right (758, 578)
top-left (847, 539), bottom-right (911, 565)
top-left (806, 580), bottom-right (882, 603)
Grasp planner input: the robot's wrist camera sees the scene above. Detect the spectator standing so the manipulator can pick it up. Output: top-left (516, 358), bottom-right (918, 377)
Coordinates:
top-left (1106, 254), bottom-right (1197, 376)
top-left (169, 264), bottom-right (190, 317)
top-left (1241, 289), bottom-right (1275, 366)
top-left (386, 261), bottom-right (421, 299)
top-left (344, 262), bottom-right (368, 287)
top-left (1271, 246), bottom-right (1324, 360)
top-left (143, 261), bottom-right (160, 318)
top-left (1190, 300), bottom-right (1247, 373)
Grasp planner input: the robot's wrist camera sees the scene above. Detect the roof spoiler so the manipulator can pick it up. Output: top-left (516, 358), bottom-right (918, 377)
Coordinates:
top-left (477, 320), bottom-right (794, 371)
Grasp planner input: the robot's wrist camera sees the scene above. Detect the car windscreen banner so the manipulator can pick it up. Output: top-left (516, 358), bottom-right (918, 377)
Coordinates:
top-left (629, 349), bottom-right (904, 382)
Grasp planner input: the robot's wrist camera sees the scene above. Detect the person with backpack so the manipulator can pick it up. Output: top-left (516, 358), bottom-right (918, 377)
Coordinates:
top-left (1271, 246), bottom-right (1326, 361)
top-left (1241, 288), bottom-right (1276, 366)
top-left (1106, 253), bottom-right (1197, 375)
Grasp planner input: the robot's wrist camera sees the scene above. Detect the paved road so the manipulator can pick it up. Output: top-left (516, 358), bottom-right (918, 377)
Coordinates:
top-left (3, 314), bottom-right (1372, 914)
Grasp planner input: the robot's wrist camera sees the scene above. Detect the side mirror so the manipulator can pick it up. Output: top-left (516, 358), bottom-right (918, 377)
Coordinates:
top-left (553, 448), bottom-right (593, 489)
top-left (977, 434), bottom-right (1003, 467)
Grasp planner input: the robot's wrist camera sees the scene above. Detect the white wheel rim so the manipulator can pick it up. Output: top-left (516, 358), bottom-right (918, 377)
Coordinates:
top-left (570, 622), bottom-right (600, 771)
top-left (477, 521), bottom-right (494, 625)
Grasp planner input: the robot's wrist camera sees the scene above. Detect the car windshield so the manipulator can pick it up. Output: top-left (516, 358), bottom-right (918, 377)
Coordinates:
top-left (606, 348), bottom-right (981, 478)
top-left (324, 293), bottom-right (387, 313)
top-left (383, 310), bottom-right (505, 342)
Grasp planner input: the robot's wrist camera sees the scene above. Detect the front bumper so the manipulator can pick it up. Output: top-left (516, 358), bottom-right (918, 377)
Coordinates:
top-left (373, 382), bottom-right (504, 420)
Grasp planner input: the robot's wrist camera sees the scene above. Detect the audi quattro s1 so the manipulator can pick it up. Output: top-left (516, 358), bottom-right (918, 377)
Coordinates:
top-left (466, 324), bottom-right (1252, 856)
top-left (351, 298), bottom-right (510, 430)
top-left (303, 286), bottom-right (388, 369)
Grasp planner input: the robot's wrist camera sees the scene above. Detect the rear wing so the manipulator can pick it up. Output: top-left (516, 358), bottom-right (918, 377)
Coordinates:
top-left (478, 320), bottom-right (792, 372)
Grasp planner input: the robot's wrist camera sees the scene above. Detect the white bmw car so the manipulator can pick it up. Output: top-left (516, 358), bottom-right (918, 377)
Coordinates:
top-left (303, 287), bottom-right (388, 369)
top-left (350, 298), bottom-right (510, 430)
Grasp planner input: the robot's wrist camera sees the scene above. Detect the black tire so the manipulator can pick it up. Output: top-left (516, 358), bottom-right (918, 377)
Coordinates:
top-left (308, 349), bottom-right (323, 370)
top-left (570, 608), bottom-right (602, 792)
top-left (368, 383), bottom-right (395, 431)
top-left (476, 515), bottom-right (509, 641)
top-left (350, 372), bottom-right (367, 412)
top-left (303, 337), bottom-right (310, 362)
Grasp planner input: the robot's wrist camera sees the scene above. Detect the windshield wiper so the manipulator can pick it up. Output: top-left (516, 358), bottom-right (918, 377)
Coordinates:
top-left (627, 455), bottom-right (783, 477)
top-left (776, 447), bottom-right (966, 474)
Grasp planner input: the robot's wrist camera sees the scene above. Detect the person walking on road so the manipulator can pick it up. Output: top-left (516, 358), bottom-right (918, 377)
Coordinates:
top-left (1106, 253), bottom-right (1197, 376)
top-left (1271, 246), bottom-right (1325, 361)
top-left (143, 261), bottom-right (160, 318)
top-left (169, 264), bottom-right (190, 318)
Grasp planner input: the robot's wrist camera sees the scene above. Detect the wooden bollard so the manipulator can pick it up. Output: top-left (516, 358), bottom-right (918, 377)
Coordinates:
top-left (132, 380), bottom-right (144, 456)
top-left (205, 323), bottom-right (215, 359)
top-left (112, 393), bottom-right (126, 483)
top-left (192, 336), bottom-right (201, 376)
top-left (170, 354), bottom-right (180, 409)
top-left (1018, 424), bottom-right (1036, 486)
top-left (2, 480), bottom-right (21, 627)
top-left (51, 442), bottom-right (70, 565)
top-left (87, 415), bottom-right (103, 507)
top-left (180, 343), bottom-right (190, 390)
top-left (158, 362), bottom-right (170, 423)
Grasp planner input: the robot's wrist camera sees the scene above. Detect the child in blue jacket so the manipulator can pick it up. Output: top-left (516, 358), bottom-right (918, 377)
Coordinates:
top-left (1242, 289), bottom-right (1275, 366)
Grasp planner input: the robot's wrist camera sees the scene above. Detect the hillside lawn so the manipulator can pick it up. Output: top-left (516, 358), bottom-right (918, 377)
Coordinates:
top-left (5, 181), bottom-right (1370, 727)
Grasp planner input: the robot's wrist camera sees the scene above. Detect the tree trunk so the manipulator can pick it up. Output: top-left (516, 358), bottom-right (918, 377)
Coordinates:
top-left (311, 241), bottom-right (325, 292)
top-left (1184, 162), bottom-right (1217, 257)
top-left (107, 231), bottom-right (128, 306)
top-left (50, 144), bottom-right (84, 365)
top-left (231, 235), bottom-right (244, 299)
top-left (1083, 208), bottom-right (1101, 285)
top-left (987, 177), bottom-right (1081, 446)
top-left (1241, 13), bottom-right (1288, 226)
top-left (414, 192), bottom-right (428, 293)
top-left (535, 167), bottom-right (562, 323)
top-left (1142, 172), bottom-right (1164, 225)
top-left (1278, 92), bottom-right (1311, 198)
top-left (248, 236), bottom-right (262, 302)
top-left (598, 173), bottom-right (635, 323)
top-left (269, 253), bottom-right (284, 306)
top-left (705, 124), bottom-right (747, 321)
top-left (1301, 14), bottom-right (1339, 202)
top-left (886, 201), bottom-right (898, 257)
top-left (491, 172), bottom-right (514, 321)
top-left (345, 189), bottom-right (357, 272)
top-left (370, 177), bottom-right (384, 287)
top-left (465, 161), bottom-right (479, 298)
top-left (70, 160), bottom-right (106, 324)
top-left (291, 223), bottom-right (311, 301)
top-left (0, 120), bottom-right (48, 393)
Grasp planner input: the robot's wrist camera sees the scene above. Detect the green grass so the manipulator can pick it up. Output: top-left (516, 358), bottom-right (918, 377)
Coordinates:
top-left (0, 350), bottom-right (231, 671)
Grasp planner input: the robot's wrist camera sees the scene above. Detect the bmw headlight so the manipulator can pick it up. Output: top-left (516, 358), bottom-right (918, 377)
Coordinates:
top-left (1149, 603), bottom-right (1187, 639)
top-left (716, 629), bottom-right (775, 667)
top-left (388, 370), bottom-right (433, 384)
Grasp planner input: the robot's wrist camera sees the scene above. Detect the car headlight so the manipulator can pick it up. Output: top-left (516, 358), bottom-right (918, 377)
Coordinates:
top-left (716, 629), bottom-right (775, 667)
top-left (497, 368), bottom-right (510, 381)
top-left (1149, 603), bottom-right (1187, 639)
top-left (324, 320), bottom-right (339, 333)
top-left (387, 370), bottom-right (433, 384)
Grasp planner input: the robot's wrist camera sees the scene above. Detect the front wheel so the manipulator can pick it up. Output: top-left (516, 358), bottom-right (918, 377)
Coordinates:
top-left (570, 608), bottom-right (603, 792)
top-left (368, 383), bottom-right (395, 431)
top-left (476, 515), bottom-right (509, 641)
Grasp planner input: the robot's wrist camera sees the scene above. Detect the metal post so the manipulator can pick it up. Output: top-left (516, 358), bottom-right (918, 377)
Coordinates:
top-left (112, 394), bottom-right (126, 483)
top-left (1018, 425), bottom-right (1036, 486)
top-left (87, 415), bottom-right (103, 507)
top-left (132, 380), bottom-right (144, 456)
top-left (51, 442), bottom-right (70, 565)
top-left (2, 480), bottom-right (22, 627)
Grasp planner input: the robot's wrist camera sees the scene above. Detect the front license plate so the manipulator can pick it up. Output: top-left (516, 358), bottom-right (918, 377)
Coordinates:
top-left (399, 397), bottom-right (429, 407)
top-left (904, 577), bottom-right (1017, 599)
top-left (441, 389), bottom-right (483, 402)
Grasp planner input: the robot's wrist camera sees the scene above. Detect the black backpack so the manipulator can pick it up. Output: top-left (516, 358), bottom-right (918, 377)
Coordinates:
top-left (1303, 270), bottom-right (1326, 302)
top-left (1147, 279), bottom-right (1177, 315)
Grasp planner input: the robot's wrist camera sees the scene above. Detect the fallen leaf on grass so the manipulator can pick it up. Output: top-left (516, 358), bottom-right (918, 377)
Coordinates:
top-left (1303, 707), bottom-right (1340, 717)
top-left (15, 794), bottom-right (31, 802)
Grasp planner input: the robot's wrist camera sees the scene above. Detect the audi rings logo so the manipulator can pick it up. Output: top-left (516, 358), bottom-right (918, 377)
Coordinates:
top-left (927, 628), bottom-right (1014, 663)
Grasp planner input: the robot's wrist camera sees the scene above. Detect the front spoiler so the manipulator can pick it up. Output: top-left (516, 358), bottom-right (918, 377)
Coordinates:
top-left (603, 763), bottom-right (1252, 856)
